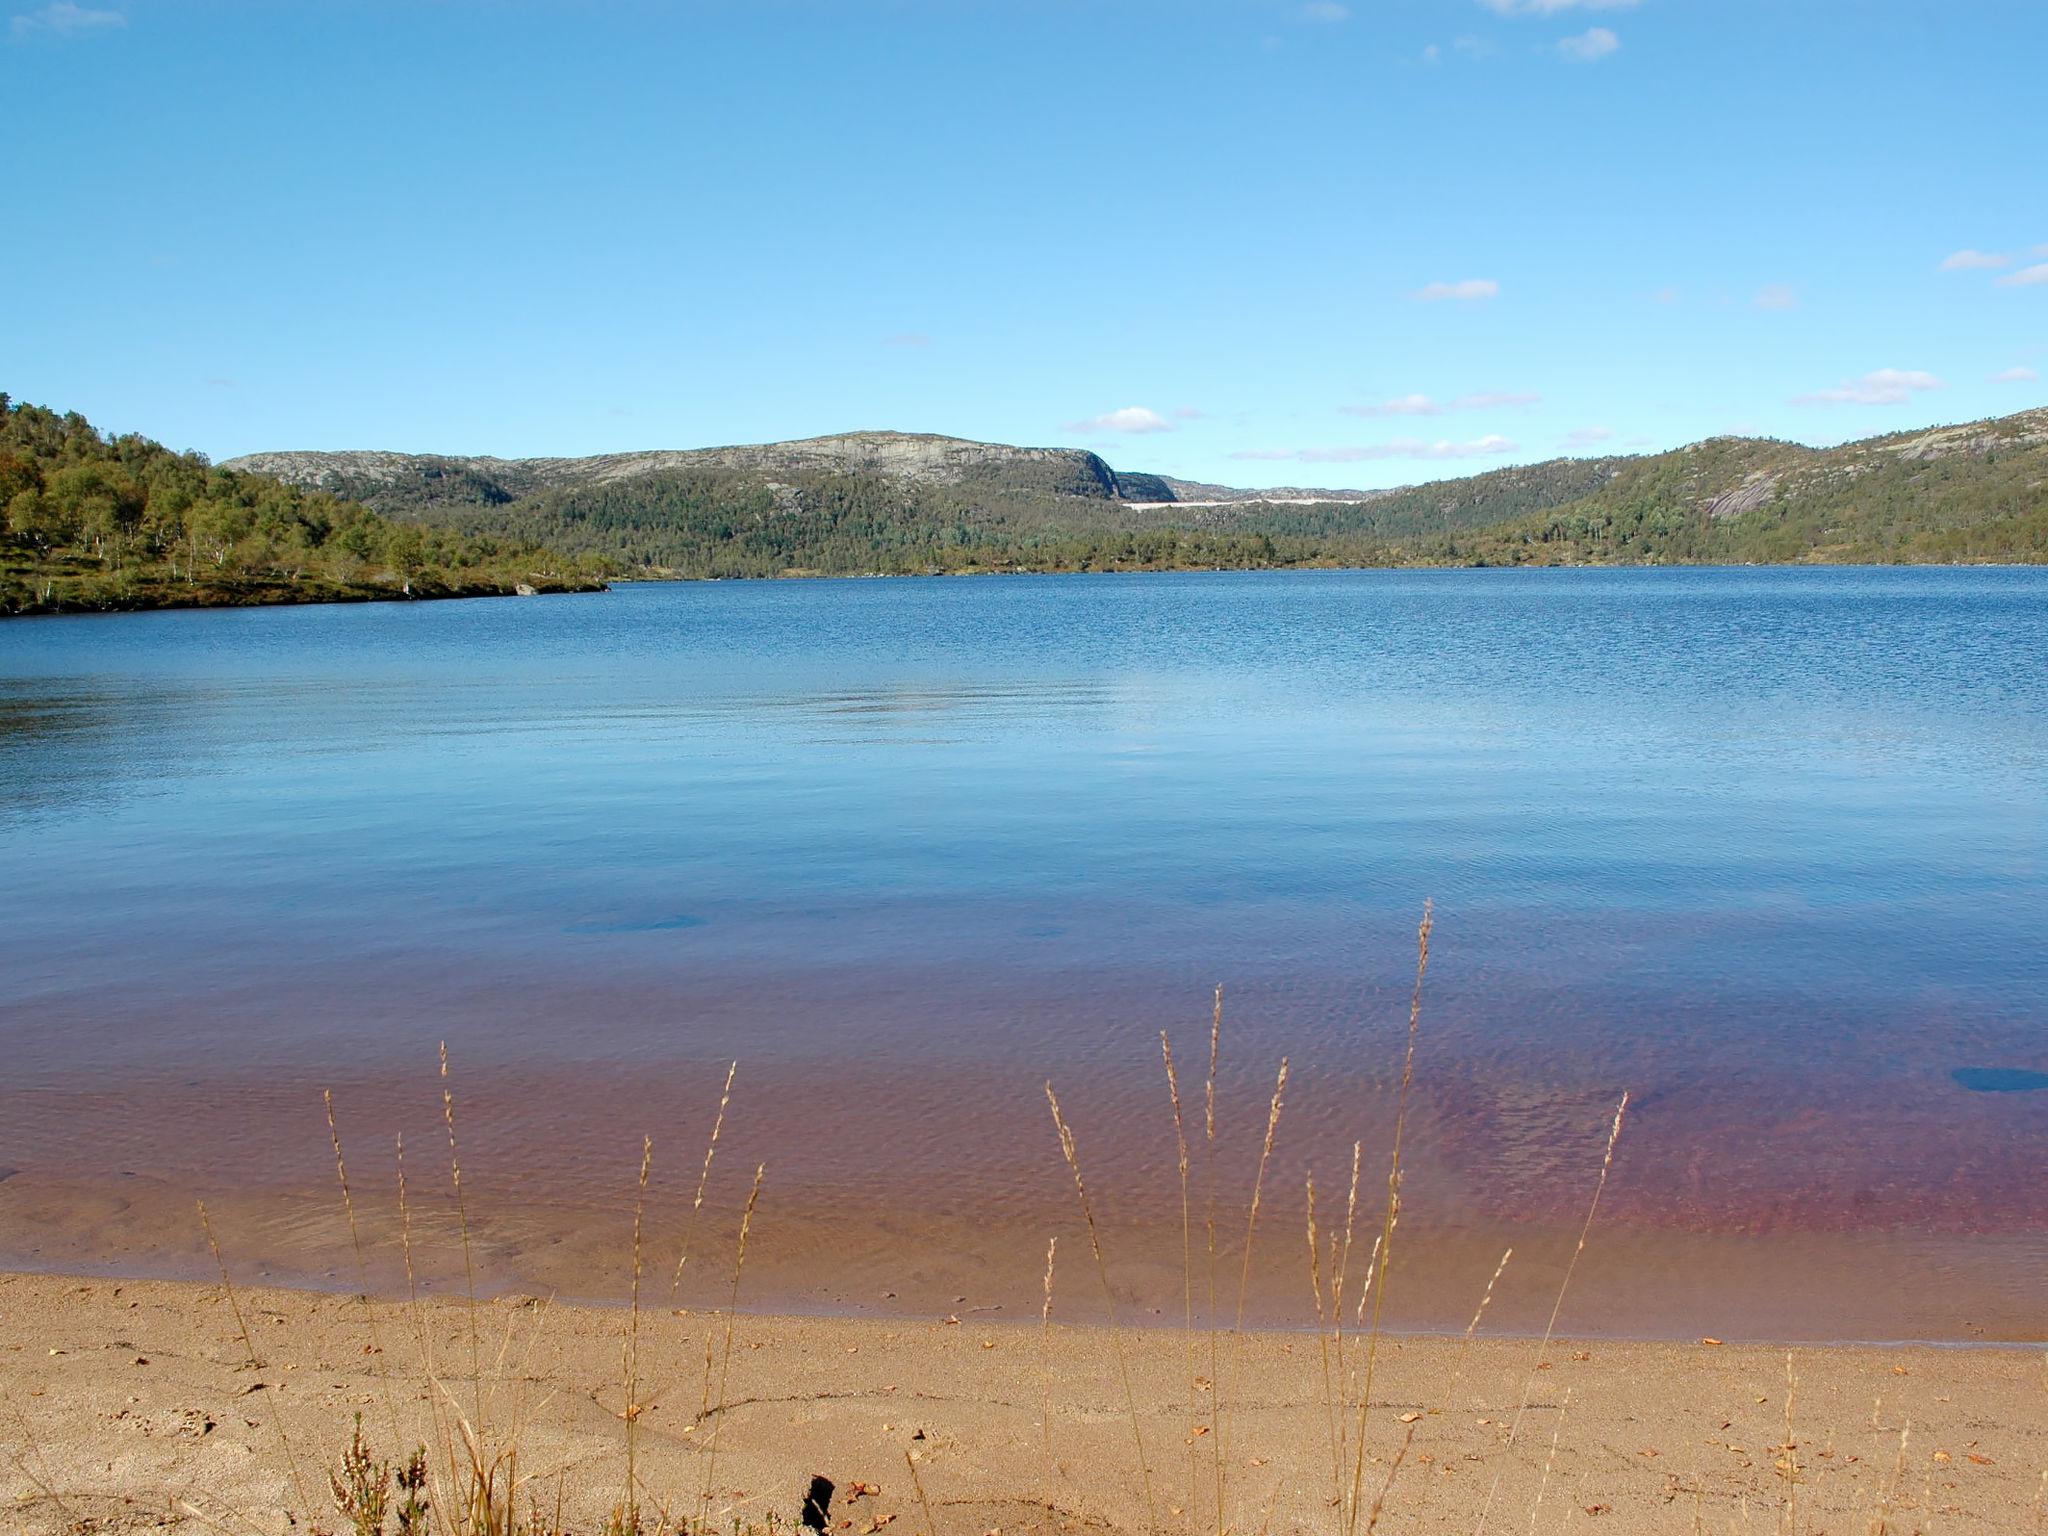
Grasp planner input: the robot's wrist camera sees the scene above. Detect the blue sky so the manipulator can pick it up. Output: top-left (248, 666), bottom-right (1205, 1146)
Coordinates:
top-left (5, 0), bottom-right (2045, 489)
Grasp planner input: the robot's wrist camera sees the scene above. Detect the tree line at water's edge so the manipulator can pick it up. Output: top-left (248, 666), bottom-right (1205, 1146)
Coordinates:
top-left (7, 393), bottom-right (2046, 617)
top-left (0, 395), bottom-right (607, 617)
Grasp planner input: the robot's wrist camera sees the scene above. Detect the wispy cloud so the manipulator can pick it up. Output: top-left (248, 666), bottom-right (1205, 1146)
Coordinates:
top-left (1232, 435), bottom-right (1519, 463)
top-left (1412, 277), bottom-right (1500, 303)
top-left (1753, 283), bottom-right (1798, 311)
top-left (1939, 249), bottom-right (2013, 272)
top-left (1562, 425), bottom-right (1616, 447)
top-left (1996, 262), bottom-right (2048, 288)
top-left (1341, 390), bottom-right (1539, 417)
top-left (1481, 0), bottom-right (1637, 14)
top-left (1065, 406), bottom-right (1175, 435)
top-left (1301, 1), bottom-right (1349, 20)
top-left (882, 332), bottom-right (932, 349)
top-left (1991, 365), bottom-right (2039, 383)
top-left (9, 1), bottom-right (124, 36)
top-left (1171, 406), bottom-right (1208, 421)
top-left (1794, 368), bottom-right (1942, 406)
top-left (1344, 394), bottom-right (1440, 418)
top-left (1559, 26), bottom-right (1620, 61)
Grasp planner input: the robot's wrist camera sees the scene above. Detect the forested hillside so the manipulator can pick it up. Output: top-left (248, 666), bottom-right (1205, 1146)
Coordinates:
top-left (102, 403), bottom-right (2048, 587)
top-left (1421, 411), bottom-right (2048, 566)
top-left (0, 396), bottom-right (605, 616)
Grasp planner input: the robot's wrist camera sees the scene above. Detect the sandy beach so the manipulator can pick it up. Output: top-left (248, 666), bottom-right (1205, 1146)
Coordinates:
top-left (2, 1271), bottom-right (2041, 1534)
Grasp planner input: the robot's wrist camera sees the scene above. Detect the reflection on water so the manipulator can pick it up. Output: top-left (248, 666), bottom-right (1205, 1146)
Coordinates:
top-left (1, 569), bottom-right (2045, 1335)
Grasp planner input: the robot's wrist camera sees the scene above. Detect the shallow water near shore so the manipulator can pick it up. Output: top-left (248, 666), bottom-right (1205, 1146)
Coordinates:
top-left (2, 568), bottom-right (2045, 1340)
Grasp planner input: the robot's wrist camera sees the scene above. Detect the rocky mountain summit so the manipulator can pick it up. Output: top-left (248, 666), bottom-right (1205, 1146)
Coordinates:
top-left (226, 431), bottom-right (1207, 514)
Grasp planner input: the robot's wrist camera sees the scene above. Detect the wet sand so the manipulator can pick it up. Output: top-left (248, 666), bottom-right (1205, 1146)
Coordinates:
top-left (2, 1272), bottom-right (2043, 1535)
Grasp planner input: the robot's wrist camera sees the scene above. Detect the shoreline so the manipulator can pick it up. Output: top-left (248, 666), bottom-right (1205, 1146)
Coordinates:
top-left (10, 1259), bottom-right (2046, 1355)
top-left (3, 1270), bottom-right (2041, 1534)
top-left (8, 560), bottom-right (2040, 621)
top-left (0, 573), bottom-right (609, 620)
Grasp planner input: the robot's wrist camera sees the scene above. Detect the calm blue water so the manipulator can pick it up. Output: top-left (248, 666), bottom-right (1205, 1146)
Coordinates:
top-left (1, 569), bottom-right (2045, 1325)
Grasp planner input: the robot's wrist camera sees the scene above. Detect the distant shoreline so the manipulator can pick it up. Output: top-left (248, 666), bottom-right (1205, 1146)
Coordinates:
top-left (0, 572), bottom-right (609, 621)
top-left (12, 556), bottom-right (2045, 620)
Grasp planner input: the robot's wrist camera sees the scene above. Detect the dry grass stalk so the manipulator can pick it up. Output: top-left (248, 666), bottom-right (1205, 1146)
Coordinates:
top-left (1039, 1235), bottom-right (1059, 1471)
top-left (325, 1090), bottom-right (405, 1459)
top-left (439, 1041), bottom-right (485, 1433)
top-left (669, 1061), bottom-right (737, 1301)
top-left (1868, 1418), bottom-right (1910, 1535)
top-left (622, 1134), bottom-right (654, 1529)
top-left (1202, 983), bottom-right (1224, 1536)
top-left (1363, 1419), bottom-right (1420, 1536)
top-left (198, 1199), bottom-right (314, 1522)
top-left (1343, 900), bottom-right (1432, 1536)
top-left (1324, 1140), bottom-right (1363, 1505)
top-left (1232, 1057), bottom-right (1291, 1337)
top-left (4, 1388), bottom-right (81, 1528)
top-left (1212, 1055), bottom-right (1288, 1528)
top-left (1526, 1388), bottom-right (1573, 1536)
top-left (1475, 1090), bottom-right (1631, 1536)
top-left (1401, 1245), bottom-right (1516, 1527)
top-left (700, 1160), bottom-right (766, 1521)
top-left (1306, 1170), bottom-right (1341, 1507)
top-left (1161, 1030), bottom-right (1200, 1535)
top-left (1045, 1081), bottom-right (1157, 1534)
top-left (1780, 1351), bottom-right (1799, 1536)
top-left (397, 1132), bottom-right (469, 1536)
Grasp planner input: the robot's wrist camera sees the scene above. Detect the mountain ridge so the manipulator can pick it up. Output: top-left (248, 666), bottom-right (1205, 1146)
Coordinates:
top-left (217, 403), bottom-right (2048, 576)
top-left (224, 430), bottom-right (1386, 511)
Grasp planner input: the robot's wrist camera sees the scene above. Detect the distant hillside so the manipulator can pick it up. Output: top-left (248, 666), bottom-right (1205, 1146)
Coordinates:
top-left (223, 410), bottom-right (2048, 577)
top-left (1432, 408), bottom-right (2048, 566)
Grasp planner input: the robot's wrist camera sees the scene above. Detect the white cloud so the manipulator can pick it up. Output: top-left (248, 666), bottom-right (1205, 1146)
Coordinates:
top-left (1301, 1), bottom-right (1349, 20)
top-left (1455, 390), bottom-right (1541, 409)
top-left (10, 1), bottom-right (124, 35)
top-left (2035, 244), bottom-right (2048, 258)
top-left (1481, 0), bottom-right (1637, 14)
top-left (1412, 277), bottom-right (1500, 303)
top-left (1794, 368), bottom-right (1943, 406)
top-left (1171, 405), bottom-right (1208, 421)
top-left (1421, 42), bottom-right (1441, 63)
top-left (1753, 283), bottom-right (1798, 311)
top-left (1343, 394), bottom-right (1442, 418)
top-left (1562, 426), bottom-right (1616, 447)
top-left (1991, 366), bottom-right (2039, 383)
top-left (1996, 262), bottom-right (2048, 288)
top-left (1559, 26), bottom-right (1620, 61)
top-left (1233, 436), bottom-right (1519, 463)
top-left (1939, 249), bottom-right (2013, 272)
top-left (882, 332), bottom-right (931, 349)
top-left (1341, 390), bottom-right (1538, 418)
top-left (1065, 406), bottom-right (1174, 435)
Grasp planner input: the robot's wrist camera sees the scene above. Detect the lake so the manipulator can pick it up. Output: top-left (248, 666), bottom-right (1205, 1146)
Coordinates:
top-left (1, 568), bottom-right (2044, 1341)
